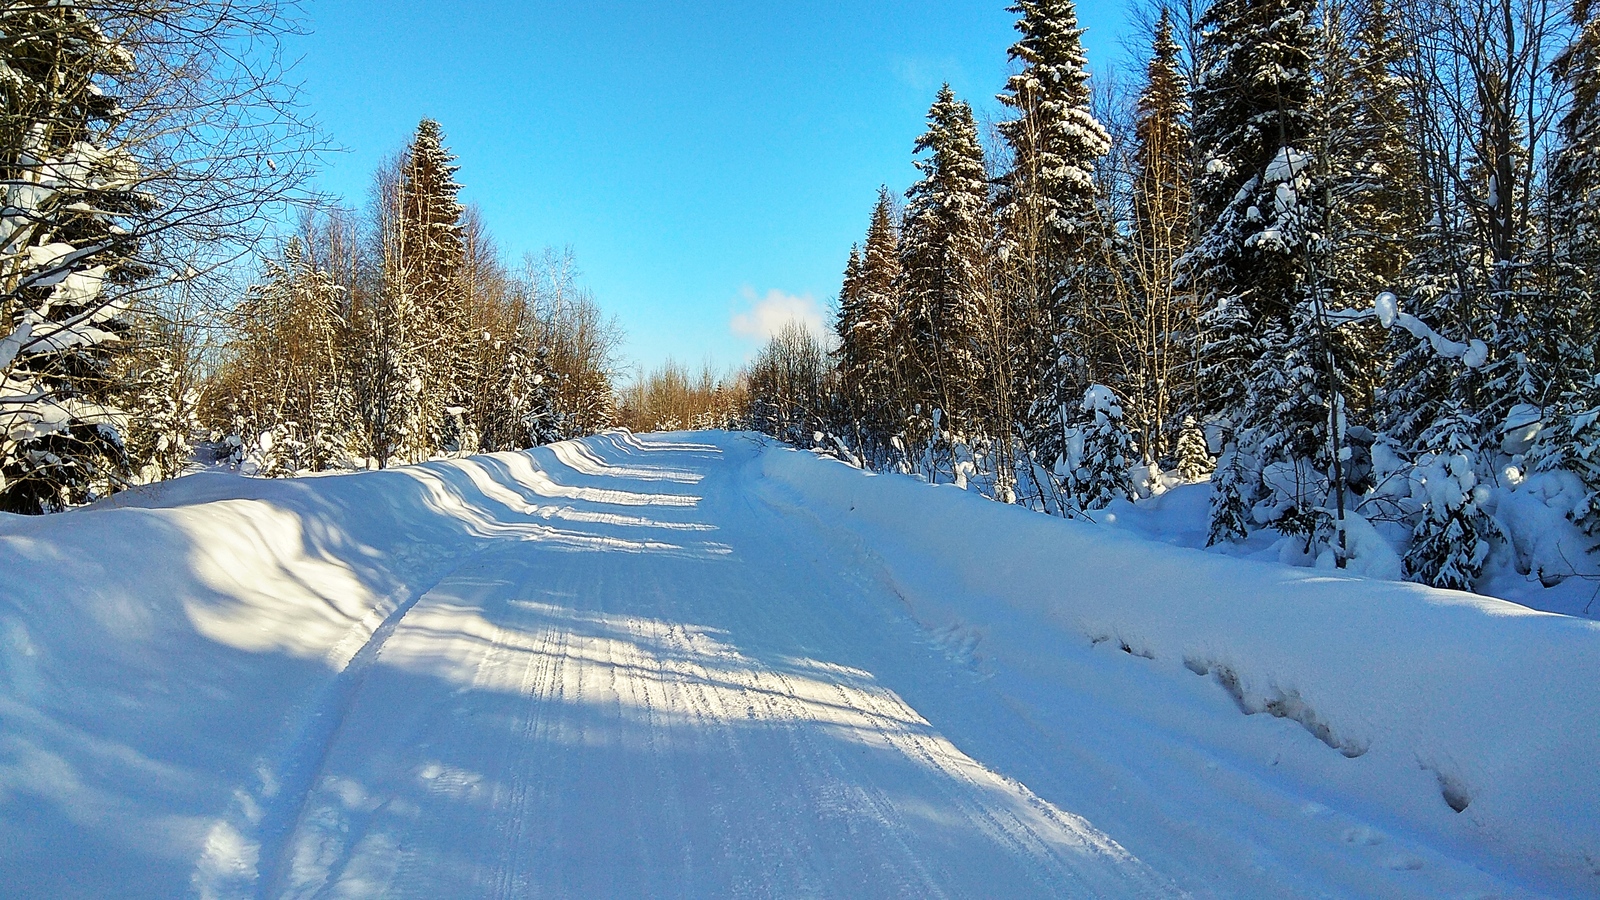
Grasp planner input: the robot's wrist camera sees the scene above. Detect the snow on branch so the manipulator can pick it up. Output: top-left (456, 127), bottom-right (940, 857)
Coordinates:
top-left (1327, 292), bottom-right (1489, 368)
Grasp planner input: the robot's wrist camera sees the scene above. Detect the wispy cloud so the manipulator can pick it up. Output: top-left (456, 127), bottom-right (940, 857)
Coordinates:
top-left (891, 55), bottom-right (966, 95)
top-left (730, 288), bottom-right (829, 345)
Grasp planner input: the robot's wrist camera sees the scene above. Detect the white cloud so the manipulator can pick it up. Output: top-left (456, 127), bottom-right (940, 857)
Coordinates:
top-left (729, 288), bottom-right (829, 345)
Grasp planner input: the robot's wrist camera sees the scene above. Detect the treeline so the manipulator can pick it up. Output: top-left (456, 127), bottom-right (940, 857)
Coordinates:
top-left (614, 325), bottom-right (834, 444)
top-left (0, 2), bottom-right (620, 513)
top-left (615, 360), bottom-right (746, 433)
top-left (204, 124), bottom-right (622, 475)
top-left (744, 0), bottom-right (1600, 591)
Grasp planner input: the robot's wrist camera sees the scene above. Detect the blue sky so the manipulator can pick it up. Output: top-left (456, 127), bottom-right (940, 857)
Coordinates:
top-left (287, 1), bottom-right (1135, 378)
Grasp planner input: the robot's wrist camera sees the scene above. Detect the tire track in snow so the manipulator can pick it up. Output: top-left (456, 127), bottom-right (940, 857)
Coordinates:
top-left (210, 435), bottom-right (1185, 898)
top-left (734, 455), bottom-right (1179, 898)
top-left (757, 663), bottom-right (945, 898)
top-left (494, 603), bottom-right (572, 896)
top-left (195, 543), bottom-right (494, 900)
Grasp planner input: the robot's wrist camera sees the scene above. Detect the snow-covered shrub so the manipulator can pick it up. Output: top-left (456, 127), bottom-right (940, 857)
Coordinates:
top-left (1066, 386), bottom-right (1139, 512)
top-left (1176, 416), bottom-right (1214, 483)
top-left (1403, 404), bottom-right (1501, 590)
top-left (1532, 383), bottom-right (1600, 539)
top-left (1207, 444), bottom-right (1255, 546)
top-left (1314, 510), bottom-right (1403, 580)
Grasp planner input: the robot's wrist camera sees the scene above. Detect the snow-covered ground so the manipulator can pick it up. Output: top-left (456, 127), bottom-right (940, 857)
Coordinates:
top-left (1, 431), bottom-right (1596, 898)
top-left (1087, 476), bottom-right (1600, 620)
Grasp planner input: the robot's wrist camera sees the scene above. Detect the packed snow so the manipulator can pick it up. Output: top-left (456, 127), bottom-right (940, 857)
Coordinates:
top-left (1, 431), bottom-right (1596, 898)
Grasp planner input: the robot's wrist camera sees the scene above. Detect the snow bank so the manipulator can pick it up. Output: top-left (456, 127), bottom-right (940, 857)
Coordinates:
top-left (0, 444), bottom-right (632, 898)
top-left (757, 447), bottom-right (1600, 891)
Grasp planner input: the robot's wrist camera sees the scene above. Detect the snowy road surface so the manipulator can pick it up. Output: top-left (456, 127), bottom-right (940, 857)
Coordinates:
top-left (2, 432), bottom-right (1597, 898)
top-left (253, 436), bottom-right (1171, 898)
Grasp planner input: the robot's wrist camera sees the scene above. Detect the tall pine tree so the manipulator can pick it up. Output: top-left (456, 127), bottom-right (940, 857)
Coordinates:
top-left (1186, 0), bottom-right (1327, 542)
top-left (836, 188), bottom-right (904, 452)
top-left (900, 86), bottom-right (992, 435)
top-left (994, 0), bottom-right (1114, 468)
top-left (398, 119), bottom-right (469, 452)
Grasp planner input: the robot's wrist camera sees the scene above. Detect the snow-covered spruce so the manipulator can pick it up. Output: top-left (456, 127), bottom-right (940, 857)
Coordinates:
top-left (900, 85), bottom-right (993, 437)
top-left (1175, 416), bottom-right (1213, 483)
top-left (0, 4), bottom-right (144, 512)
top-left (1402, 403), bottom-right (1502, 590)
top-left (1065, 385), bottom-right (1140, 512)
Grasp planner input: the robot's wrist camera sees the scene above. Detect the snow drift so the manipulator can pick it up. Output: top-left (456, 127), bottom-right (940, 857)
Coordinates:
top-left (756, 444), bottom-right (1600, 891)
top-left (0, 445), bottom-right (659, 898)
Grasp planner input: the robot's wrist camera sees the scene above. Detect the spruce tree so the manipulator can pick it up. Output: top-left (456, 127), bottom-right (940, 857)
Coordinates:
top-left (901, 86), bottom-right (992, 434)
top-left (401, 120), bottom-right (466, 318)
top-left (995, 0), bottom-right (1111, 264)
top-left (858, 190), bottom-right (905, 443)
top-left (0, 3), bottom-right (147, 512)
top-left (1186, 0), bottom-right (1326, 542)
top-left (399, 118), bottom-right (468, 452)
top-left (836, 188), bottom-right (904, 452)
top-left (1404, 403), bottom-right (1501, 590)
top-left (1189, 0), bottom-right (1321, 418)
top-left (994, 0), bottom-right (1114, 466)
top-left (836, 245), bottom-right (864, 352)
top-left (1068, 385), bottom-right (1141, 511)
top-left (1176, 415), bottom-right (1214, 482)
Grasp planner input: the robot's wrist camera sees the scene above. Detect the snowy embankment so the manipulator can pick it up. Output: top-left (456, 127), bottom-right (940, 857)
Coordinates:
top-left (0, 449), bottom-right (613, 897)
top-left (757, 445), bottom-right (1600, 891)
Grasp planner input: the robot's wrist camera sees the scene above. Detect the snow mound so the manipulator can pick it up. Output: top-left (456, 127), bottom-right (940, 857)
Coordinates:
top-left (757, 446), bottom-right (1600, 892)
top-left (0, 438), bottom-right (669, 898)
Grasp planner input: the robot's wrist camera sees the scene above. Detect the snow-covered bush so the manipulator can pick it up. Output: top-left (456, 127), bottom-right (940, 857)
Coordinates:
top-left (1175, 416), bottom-right (1214, 483)
top-left (1066, 385), bottom-right (1140, 512)
top-left (1207, 444), bottom-right (1255, 546)
top-left (1532, 382), bottom-right (1600, 539)
top-left (1403, 404), bottom-right (1501, 590)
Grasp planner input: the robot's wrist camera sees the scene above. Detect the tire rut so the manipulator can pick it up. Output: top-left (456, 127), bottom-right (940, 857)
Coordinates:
top-left (237, 543), bottom-right (498, 900)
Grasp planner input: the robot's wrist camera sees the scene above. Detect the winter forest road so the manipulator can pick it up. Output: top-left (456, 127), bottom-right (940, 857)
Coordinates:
top-left (253, 433), bottom-right (1182, 899)
top-left (8, 431), bottom-right (1579, 899)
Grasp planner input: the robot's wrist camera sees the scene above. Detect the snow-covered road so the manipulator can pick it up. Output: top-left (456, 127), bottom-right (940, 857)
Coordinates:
top-left (257, 435), bottom-right (1172, 898)
top-left (3, 432), bottom-right (1596, 898)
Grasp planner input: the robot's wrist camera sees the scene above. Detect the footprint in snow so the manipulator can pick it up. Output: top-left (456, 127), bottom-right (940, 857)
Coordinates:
top-left (1384, 855), bottom-right (1425, 871)
top-left (1342, 826), bottom-right (1385, 846)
